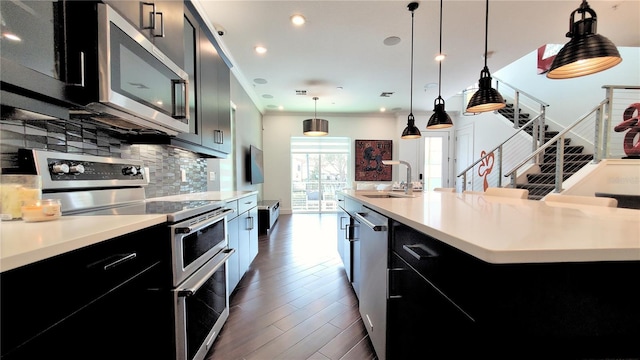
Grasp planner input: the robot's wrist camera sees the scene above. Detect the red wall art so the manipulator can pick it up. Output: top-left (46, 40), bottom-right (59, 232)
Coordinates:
top-left (614, 102), bottom-right (640, 158)
top-left (477, 150), bottom-right (495, 191)
top-left (355, 140), bottom-right (392, 181)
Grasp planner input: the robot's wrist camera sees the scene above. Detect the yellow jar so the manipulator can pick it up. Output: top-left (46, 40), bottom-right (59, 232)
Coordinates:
top-left (1, 175), bottom-right (42, 220)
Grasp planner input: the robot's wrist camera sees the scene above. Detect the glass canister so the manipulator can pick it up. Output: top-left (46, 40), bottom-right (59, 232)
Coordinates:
top-left (0, 175), bottom-right (42, 220)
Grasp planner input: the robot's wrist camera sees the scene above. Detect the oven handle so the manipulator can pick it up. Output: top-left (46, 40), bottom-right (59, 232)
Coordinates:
top-left (174, 208), bottom-right (234, 234)
top-left (177, 248), bottom-right (235, 297)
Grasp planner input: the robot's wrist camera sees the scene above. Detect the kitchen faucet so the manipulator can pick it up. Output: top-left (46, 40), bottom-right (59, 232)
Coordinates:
top-left (382, 160), bottom-right (413, 195)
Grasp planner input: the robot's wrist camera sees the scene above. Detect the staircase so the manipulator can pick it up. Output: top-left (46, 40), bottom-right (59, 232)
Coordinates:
top-left (497, 103), bottom-right (594, 200)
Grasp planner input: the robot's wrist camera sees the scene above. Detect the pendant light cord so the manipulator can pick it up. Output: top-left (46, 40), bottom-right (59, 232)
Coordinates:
top-left (410, 9), bottom-right (415, 113)
top-left (483, 0), bottom-right (489, 68)
top-left (438, 0), bottom-right (443, 98)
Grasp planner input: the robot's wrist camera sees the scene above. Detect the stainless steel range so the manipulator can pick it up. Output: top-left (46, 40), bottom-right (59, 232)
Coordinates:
top-left (18, 149), bottom-right (234, 360)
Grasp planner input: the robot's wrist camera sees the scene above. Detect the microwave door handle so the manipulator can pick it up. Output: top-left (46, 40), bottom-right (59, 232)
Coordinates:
top-left (67, 51), bottom-right (85, 87)
top-left (171, 79), bottom-right (188, 119)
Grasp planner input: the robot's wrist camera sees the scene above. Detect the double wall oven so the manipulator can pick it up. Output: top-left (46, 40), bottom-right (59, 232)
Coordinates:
top-left (19, 149), bottom-right (232, 360)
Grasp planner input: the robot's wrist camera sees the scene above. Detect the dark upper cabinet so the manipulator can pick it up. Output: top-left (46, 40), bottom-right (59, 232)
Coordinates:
top-left (173, 2), bottom-right (231, 157)
top-left (0, 1), bottom-right (68, 103)
top-left (103, 0), bottom-right (184, 68)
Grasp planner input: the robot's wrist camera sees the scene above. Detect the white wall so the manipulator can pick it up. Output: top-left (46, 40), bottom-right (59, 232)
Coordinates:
top-left (263, 113), bottom-right (398, 212)
top-left (494, 47), bottom-right (640, 129)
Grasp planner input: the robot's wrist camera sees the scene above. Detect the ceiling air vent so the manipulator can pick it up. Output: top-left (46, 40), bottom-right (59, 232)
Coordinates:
top-left (380, 92), bottom-right (394, 97)
top-left (296, 90), bottom-right (307, 95)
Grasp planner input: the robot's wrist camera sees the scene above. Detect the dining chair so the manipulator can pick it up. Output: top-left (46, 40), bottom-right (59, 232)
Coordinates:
top-left (485, 187), bottom-right (529, 199)
top-left (544, 193), bottom-right (618, 207)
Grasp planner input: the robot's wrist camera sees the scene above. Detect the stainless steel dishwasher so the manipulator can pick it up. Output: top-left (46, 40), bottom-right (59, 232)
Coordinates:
top-left (353, 207), bottom-right (389, 360)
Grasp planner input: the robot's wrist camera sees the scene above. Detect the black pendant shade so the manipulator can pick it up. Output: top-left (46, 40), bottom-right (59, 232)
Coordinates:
top-left (402, 113), bottom-right (422, 138)
top-left (427, 0), bottom-right (453, 129)
top-left (401, 2), bottom-right (421, 140)
top-left (547, 0), bottom-right (621, 79)
top-left (303, 97), bottom-right (328, 136)
top-left (466, 0), bottom-right (505, 114)
top-left (466, 66), bottom-right (505, 113)
top-left (427, 97), bottom-right (453, 129)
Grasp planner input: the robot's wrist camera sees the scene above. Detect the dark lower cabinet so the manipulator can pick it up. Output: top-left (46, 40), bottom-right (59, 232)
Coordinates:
top-left (388, 219), bottom-right (640, 359)
top-left (0, 225), bottom-right (172, 360)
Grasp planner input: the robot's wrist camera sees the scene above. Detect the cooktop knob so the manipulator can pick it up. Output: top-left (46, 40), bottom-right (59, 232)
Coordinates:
top-left (51, 163), bottom-right (70, 174)
top-left (69, 164), bottom-right (85, 174)
top-left (123, 166), bottom-right (138, 176)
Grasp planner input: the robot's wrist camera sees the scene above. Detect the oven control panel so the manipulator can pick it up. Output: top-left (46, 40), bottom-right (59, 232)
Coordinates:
top-left (19, 149), bottom-right (148, 190)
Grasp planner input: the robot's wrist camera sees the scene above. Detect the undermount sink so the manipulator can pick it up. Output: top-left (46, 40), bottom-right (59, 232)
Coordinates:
top-left (362, 192), bottom-right (418, 199)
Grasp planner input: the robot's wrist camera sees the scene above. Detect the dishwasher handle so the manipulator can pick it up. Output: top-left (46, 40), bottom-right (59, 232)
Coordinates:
top-left (353, 212), bottom-right (387, 232)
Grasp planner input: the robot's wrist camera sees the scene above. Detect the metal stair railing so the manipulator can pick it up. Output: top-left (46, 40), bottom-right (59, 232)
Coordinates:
top-left (457, 77), bottom-right (550, 191)
top-left (505, 99), bottom-right (607, 193)
top-left (457, 114), bottom-right (542, 191)
top-left (504, 85), bottom-right (640, 196)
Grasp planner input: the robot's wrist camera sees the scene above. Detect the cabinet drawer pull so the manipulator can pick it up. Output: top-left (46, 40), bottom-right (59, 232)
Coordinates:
top-left (403, 244), bottom-right (438, 260)
top-left (103, 252), bottom-right (137, 271)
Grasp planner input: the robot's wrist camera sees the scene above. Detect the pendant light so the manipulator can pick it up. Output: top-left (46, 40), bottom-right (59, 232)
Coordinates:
top-left (303, 97), bottom-right (328, 136)
top-left (546, 0), bottom-right (621, 79)
top-left (466, 0), bottom-right (505, 114)
top-left (427, 0), bottom-right (453, 129)
top-left (401, 2), bottom-right (421, 139)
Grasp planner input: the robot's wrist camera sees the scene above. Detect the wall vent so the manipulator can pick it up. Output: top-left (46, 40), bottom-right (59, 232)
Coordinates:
top-left (380, 92), bottom-right (394, 97)
top-left (295, 90), bottom-right (307, 95)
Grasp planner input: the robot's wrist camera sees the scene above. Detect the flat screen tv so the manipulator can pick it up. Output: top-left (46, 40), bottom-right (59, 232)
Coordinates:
top-left (248, 145), bottom-right (264, 184)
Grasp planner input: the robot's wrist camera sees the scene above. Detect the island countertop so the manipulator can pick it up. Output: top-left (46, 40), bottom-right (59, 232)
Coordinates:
top-left (341, 190), bottom-right (640, 264)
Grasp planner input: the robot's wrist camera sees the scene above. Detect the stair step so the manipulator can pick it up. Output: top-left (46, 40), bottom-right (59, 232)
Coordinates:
top-left (543, 153), bottom-right (593, 162)
top-left (527, 173), bottom-right (575, 183)
top-left (545, 138), bottom-right (572, 145)
top-left (516, 184), bottom-right (555, 196)
top-left (539, 161), bottom-right (591, 173)
top-left (544, 145), bottom-right (584, 154)
top-left (523, 124), bottom-right (549, 133)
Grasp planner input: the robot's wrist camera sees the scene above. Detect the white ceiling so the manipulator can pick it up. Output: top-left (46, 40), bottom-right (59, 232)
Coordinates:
top-left (194, 0), bottom-right (639, 116)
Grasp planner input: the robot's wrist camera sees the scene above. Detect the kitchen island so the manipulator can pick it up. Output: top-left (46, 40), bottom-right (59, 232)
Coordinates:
top-left (341, 189), bottom-right (640, 264)
top-left (340, 190), bottom-right (640, 359)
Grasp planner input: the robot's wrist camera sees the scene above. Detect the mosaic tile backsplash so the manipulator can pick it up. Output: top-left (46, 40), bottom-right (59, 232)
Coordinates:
top-left (0, 119), bottom-right (207, 198)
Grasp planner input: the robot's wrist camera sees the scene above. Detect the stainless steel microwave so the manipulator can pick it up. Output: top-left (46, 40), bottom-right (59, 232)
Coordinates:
top-left (66, 3), bottom-right (189, 136)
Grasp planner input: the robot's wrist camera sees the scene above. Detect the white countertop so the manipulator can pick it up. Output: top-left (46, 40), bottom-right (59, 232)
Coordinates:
top-left (0, 191), bottom-right (258, 273)
top-left (342, 190), bottom-right (640, 264)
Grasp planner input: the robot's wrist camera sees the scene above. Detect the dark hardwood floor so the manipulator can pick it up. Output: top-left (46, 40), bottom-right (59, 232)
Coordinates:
top-left (205, 213), bottom-right (377, 360)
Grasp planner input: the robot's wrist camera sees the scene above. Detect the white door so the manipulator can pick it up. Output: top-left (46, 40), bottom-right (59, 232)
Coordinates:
top-left (422, 132), bottom-right (450, 191)
top-left (455, 125), bottom-right (474, 192)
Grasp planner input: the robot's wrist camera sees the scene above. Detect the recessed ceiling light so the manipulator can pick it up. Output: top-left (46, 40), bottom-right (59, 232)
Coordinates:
top-left (254, 78), bottom-right (268, 84)
top-left (435, 53), bottom-right (446, 61)
top-left (262, 94), bottom-right (274, 99)
top-left (290, 14), bottom-right (306, 26)
top-left (278, 106), bottom-right (284, 110)
top-left (383, 36), bottom-right (401, 46)
top-left (380, 108), bottom-right (386, 112)
top-left (255, 46), bottom-right (267, 54)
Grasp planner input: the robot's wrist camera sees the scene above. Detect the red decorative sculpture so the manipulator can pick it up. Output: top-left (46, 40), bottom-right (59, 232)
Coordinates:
top-left (614, 103), bottom-right (640, 158)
